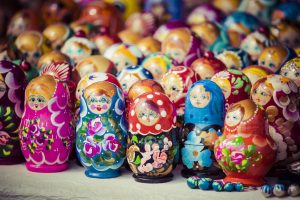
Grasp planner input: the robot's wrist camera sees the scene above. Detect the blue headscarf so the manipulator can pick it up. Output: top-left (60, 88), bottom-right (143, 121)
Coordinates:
top-left (184, 80), bottom-right (225, 127)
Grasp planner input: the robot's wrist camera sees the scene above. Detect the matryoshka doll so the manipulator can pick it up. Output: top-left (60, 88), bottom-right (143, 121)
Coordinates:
top-left (213, 0), bottom-right (240, 15)
top-left (162, 28), bottom-right (203, 67)
top-left (280, 58), bottom-right (300, 88)
top-left (161, 66), bottom-right (199, 126)
top-left (271, 21), bottom-right (300, 49)
top-left (242, 65), bottom-right (272, 85)
top-left (191, 22), bottom-right (220, 50)
top-left (104, 43), bottom-right (144, 72)
top-left (153, 20), bottom-right (189, 43)
top-left (105, 0), bottom-right (140, 20)
top-left (37, 51), bottom-right (71, 72)
top-left (251, 75), bottom-right (300, 166)
top-left (258, 45), bottom-right (297, 74)
top-left (125, 12), bottom-right (156, 37)
top-left (141, 52), bottom-right (173, 82)
top-left (127, 92), bottom-right (178, 183)
top-left (76, 81), bottom-right (127, 178)
top-left (181, 80), bottom-right (225, 177)
top-left (211, 69), bottom-right (252, 110)
top-left (271, 1), bottom-right (300, 25)
top-left (214, 99), bottom-right (276, 186)
top-left (117, 65), bottom-right (153, 97)
top-left (0, 61), bottom-right (26, 164)
top-left (92, 32), bottom-right (120, 55)
top-left (136, 37), bottom-right (161, 57)
top-left (216, 47), bottom-right (251, 70)
top-left (19, 75), bottom-right (74, 172)
top-left (191, 51), bottom-right (226, 80)
top-left (118, 29), bottom-right (142, 45)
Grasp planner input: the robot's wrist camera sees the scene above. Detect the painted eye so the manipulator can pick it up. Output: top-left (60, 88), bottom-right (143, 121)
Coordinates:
top-left (254, 46), bottom-right (260, 51)
top-left (261, 60), bottom-right (265, 65)
top-left (34, 52), bottom-right (40, 58)
top-left (122, 83), bottom-right (127, 89)
top-left (31, 97), bottom-right (35, 102)
top-left (193, 95), bottom-right (197, 99)
top-left (233, 116), bottom-right (237, 119)
top-left (202, 95), bottom-right (206, 99)
top-left (100, 98), bottom-right (107, 103)
top-left (171, 86), bottom-right (177, 91)
top-left (90, 98), bottom-right (96, 103)
top-left (284, 72), bottom-right (288, 76)
top-left (269, 63), bottom-right (275, 68)
top-left (37, 98), bottom-right (41, 102)
top-left (77, 49), bottom-right (83, 54)
top-left (67, 49), bottom-right (72, 54)
top-left (124, 61), bottom-right (129, 66)
top-left (295, 72), bottom-right (300, 77)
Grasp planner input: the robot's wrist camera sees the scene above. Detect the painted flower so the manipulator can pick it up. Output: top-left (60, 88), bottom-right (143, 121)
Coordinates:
top-left (215, 147), bottom-right (223, 160)
top-left (28, 123), bottom-right (39, 135)
top-left (230, 151), bottom-right (246, 164)
top-left (84, 136), bottom-right (101, 157)
top-left (269, 125), bottom-right (287, 161)
top-left (87, 117), bottom-right (106, 136)
top-left (152, 143), bottom-right (168, 169)
top-left (102, 134), bottom-right (120, 152)
top-left (163, 137), bottom-right (172, 150)
top-left (0, 131), bottom-right (10, 146)
top-left (138, 163), bottom-right (153, 173)
top-left (181, 145), bottom-right (212, 169)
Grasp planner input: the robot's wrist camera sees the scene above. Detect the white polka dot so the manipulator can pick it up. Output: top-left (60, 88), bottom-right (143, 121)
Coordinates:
top-left (129, 123), bottom-right (133, 130)
top-left (147, 94), bottom-right (154, 99)
top-left (131, 110), bottom-right (135, 116)
top-left (155, 124), bottom-right (161, 130)
top-left (173, 117), bottom-right (176, 123)
top-left (155, 92), bottom-right (160, 95)
top-left (136, 123), bottom-right (141, 130)
top-left (134, 98), bottom-right (139, 104)
top-left (161, 110), bottom-right (167, 117)
top-left (157, 100), bottom-right (163, 105)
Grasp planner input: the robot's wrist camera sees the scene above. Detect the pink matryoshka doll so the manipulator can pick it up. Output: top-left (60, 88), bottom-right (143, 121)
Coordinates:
top-left (191, 51), bottom-right (226, 80)
top-left (161, 66), bottom-right (199, 126)
top-left (212, 69), bottom-right (252, 110)
top-left (0, 60), bottom-right (26, 164)
top-left (162, 27), bottom-right (203, 67)
top-left (127, 92), bottom-right (179, 183)
top-left (214, 99), bottom-right (277, 186)
top-left (251, 75), bottom-right (300, 167)
top-left (19, 75), bottom-right (74, 172)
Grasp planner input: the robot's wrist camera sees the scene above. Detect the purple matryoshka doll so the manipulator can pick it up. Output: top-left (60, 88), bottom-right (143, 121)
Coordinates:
top-left (76, 81), bottom-right (127, 178)
top-left (0, 60), bottom-right (26, 164)
top-left (181, 80), bottom-right (225, 178)
top-left (162, 27), bottom-right (203, 67)
top-left (19, 75), bottom-right (74, 172)
top-left (212, 69), bottom-right (252, 110)
top-left (251, 75), bottom-right (300, 167)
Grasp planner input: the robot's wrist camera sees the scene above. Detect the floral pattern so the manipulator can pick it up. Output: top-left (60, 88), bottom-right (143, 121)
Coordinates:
top-left (87, 117), bottom-right (106, 136)
top-left (181, 144), bottom-right (212, 169)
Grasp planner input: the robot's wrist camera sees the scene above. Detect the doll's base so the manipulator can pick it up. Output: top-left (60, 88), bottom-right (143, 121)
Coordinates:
top-left (85, 169), bottom-right (121, 179)
top-left (181, 168), bottom-right (225, 179)
top-left (133, 173), bottom-right (173, 183)
top-left (224, 177), bottom-right (264, 186)
top-left (25, 162), bottom-right (69, 173)
top-left (0, 156), bottom-right (24, 165)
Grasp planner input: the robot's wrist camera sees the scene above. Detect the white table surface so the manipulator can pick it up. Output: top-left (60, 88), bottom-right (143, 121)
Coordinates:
top-left (0, 162), bottom-right (295, 200)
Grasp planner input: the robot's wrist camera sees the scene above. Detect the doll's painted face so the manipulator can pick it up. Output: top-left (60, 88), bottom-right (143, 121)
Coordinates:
top-left (225, 107), bottom-right (244, 127)
top-left (280, 66), bottom-right (300, 87)
top-left (87, 94), bottom-right (111, 115)
top-left (136, 101), bottom-right (160, 126)
top-left (217, 52), bottom-right (242, 70)
top-left (189, 85), bottom-right (211, 108)
top-left (143, 57), bottom-right (168, 81)
top-left (241, 36), bottom-right (263, 61)
top-left (0, 79), bottom-right (6, 100)
top-left (161, 73), bottom-right (183, 102)
top-left (252, 84), bottom-right (272, 106)
top-left (65, 42), bottom-right (91, 64)
top-left (194, 64), bottom-right (215, 80)
top-left (119, 74), bottom-right (140, 93)
top-left (164, 41), bottom-right (187, 64)
top-left (258, 49), bottom-right (285, 73)
top-left (212, 78), bottom-right (231, 99)
top-left (111, 51), bottom-right (136, 72)
top-left (28, 94), bottom-right (48, 110)
top-left (78, 62), bottom-right (96, 78)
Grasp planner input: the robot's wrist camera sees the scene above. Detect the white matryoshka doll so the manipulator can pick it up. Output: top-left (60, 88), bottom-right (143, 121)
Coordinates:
top-left (127, 92), bottom-right (178, 183)
top-left (19, 75), bottom-right (74, 172)
top-left (76, 81), bottom-right (127, 178)
top-left (181, 80), bottom-right (225, 177)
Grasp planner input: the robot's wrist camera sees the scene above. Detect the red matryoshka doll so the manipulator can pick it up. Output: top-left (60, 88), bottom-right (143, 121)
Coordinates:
top-left (280, 58), bottom-right (300, 88)
top-left (136, 37), bottom-right (161, 57)
top-left (104, 43), bottom-right (144, 72)
top-left (37, 51), bottom-right (71, 72)
top-left (19, 75), bottom-right (74, 172)
top-left (191, 51), bottom-right (226, 80)
top-left (125, 12), bottom-right (156, 37)
top-left (242, 65), bottom-right (272, 85)
top-left (258, 45), bottom-right (297, 74)
top-left (212, 69), bottom-right (252, 110)
top-left (214, 99), bottom-right (277, 186)
top-left (162, 28), bottom-right (203, 67)
top-left (191, 22), bottom-right (220, 50)
top-left (127, 92), bottom-right (178, 183)
top-left (0, 60), bottom-right (26, 164)
top-left (42, 23), bottom-right (73, 51)
top-left (161, 66), bottom-right (199, 125)
top-left (251, 75), bottom-right (300, 166)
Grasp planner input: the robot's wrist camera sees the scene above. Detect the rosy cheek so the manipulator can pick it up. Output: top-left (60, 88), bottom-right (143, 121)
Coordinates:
top-left (102, 104), bottom-right (108, 109)
top-left (90, 104), bottom-right (96, 110)
top-left (39, 103), bottom-right (44, 108)
top-left (29, 102), bottom-right (34, 107)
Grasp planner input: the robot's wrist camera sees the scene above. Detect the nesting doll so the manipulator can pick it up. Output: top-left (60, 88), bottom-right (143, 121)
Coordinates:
top-left (118, 29), bottom-right (142, 45)
top-left (104, 43), bottom-right (144, 72)
top-left (76, 81), bottom-right (127, 178)
top-left (271, 21), bottom-right (300, 49)
top-left (186, 3), bottom-right (224, 26)
top-left (258, 45), bottom-right (297, 73)
top-left (127, 92), bottom-right (178, 183)
top-left (117, 66), bottom-right (153, 97)
top-left (125, 12), bottom-right (156, 37)
top-left (93, 33), bottom-right (120, 55)
top-left (37, 51), bottom-right (71, 71)
top-left (242, 65), bottom-right (272, 85)
top-left (105, 0), bottom-right (140, 20)
top-left (162, 28), bottom-right (203, 66)
top-left (211, 69), bottom-right (252, 110)
top-left (61, 32), bottom-right (97, 65)
top-left (153, 20), bottom-right (189, 43)
top-left (141, 52), bottom-right (173, 81)
top-left (43, 23), bottom-right (73, 51)
top-left (181, 80), bottom-right (225, 177)
top-left (251, 75), bottom-right (300, 165)
top-left (19, 75), bottom-right (74, 172)
top-left (223, 12), bottom-right (262, 48)
top-left (213, 0), bottom-right (240, 15)
top-left (191, 51), bottom-right (226, 80)
top-left (271, 2), bottom-right (300, 25)
top-left (214, 99), bottom-right (276, 186)
top-left (191, 22), bottom-right (220, 49)
top-left (216, 48), bottom-right (251, 70)
top-left (136, 37), bottom-right (161, 57)
top-left (0, 61), bottom-right (26, 164)
top-left (161, 66), bottom-right (199, 125)
top-left (280, 58), bottom-right (300, 87)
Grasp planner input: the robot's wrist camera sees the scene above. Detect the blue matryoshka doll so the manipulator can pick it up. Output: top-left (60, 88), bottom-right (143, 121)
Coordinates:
top-left (181, 80), bottom-right (225, 178)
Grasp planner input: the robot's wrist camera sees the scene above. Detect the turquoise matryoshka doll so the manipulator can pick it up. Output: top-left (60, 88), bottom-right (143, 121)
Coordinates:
top-left (181, 80), bottom-right (225, 178)
top-left (76, 81), bottom-right (127, 178)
